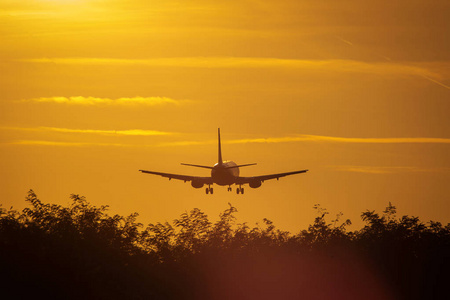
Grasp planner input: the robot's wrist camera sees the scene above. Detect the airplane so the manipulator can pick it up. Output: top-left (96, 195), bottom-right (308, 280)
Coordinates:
top-left (139, 129), bottom-right (308, 194)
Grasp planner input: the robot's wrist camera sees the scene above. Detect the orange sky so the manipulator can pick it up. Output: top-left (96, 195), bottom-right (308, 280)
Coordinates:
top-left (1, 0), bottom-right (449, 231)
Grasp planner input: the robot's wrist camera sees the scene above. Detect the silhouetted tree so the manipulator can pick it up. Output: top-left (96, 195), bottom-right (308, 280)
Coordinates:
top-left (1, 190), bottom-right (448, 299)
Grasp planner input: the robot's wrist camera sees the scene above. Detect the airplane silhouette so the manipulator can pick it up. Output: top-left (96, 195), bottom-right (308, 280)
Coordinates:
top-left (139, 129), bottom-right (308, 194)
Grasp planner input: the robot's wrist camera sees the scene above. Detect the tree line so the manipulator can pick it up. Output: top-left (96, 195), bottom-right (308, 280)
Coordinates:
top-left (1, 190), bottom-right (448, 299)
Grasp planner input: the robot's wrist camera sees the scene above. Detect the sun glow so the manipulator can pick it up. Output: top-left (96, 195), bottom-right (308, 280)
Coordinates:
top-left (40, 0), bottom-right (85, 3)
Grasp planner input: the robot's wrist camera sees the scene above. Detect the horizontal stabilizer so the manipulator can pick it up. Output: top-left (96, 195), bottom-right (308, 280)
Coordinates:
top-left (181, 163), bottom-right (214, 169)
top-left (225, 163), bottom-right (257, 169)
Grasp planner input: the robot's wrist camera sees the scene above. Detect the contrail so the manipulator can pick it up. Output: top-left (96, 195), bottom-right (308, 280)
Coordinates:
top-left (335, 35), bottom-right (353, 46)
top-left (332, 35), bottom-right (449, 91)
top-left (420, 74), bottom-right (450, 90)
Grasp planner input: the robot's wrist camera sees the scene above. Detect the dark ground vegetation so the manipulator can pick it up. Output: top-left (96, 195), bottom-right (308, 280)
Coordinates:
top-left (1, 190), bottom-right (449, 299)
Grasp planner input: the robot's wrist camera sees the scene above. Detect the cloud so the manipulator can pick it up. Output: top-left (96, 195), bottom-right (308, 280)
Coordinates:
top-left (8, 140), bottom-right (130, 147)
top-left (159, 134), bottom-right (450, 147)
top-left (331, 165), bottom-right (450, 174)
top-left (2, 126), bottom-right (174, 136)
top-left (18, 57), bottom-right (442, 79)
top-left (5, 133), bottom-right (450, 148)
top-left (294, 135), bottom-right (450, 144)
top-left (20, 96), bottom-right (185, 106)
top-left (227, 135), bottom-right (450, 145)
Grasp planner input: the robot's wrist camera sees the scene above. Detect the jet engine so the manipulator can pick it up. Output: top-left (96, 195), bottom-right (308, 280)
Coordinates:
top-left (249, 180), bottom-right (262, 188)
top-left (191, 180), bottom-right (204, 189)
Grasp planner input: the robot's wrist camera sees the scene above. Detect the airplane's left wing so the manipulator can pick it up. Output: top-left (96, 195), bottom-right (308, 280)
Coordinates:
top-left (236, 169), bottom-right (308, 184)
top-left (139, 169), bottom-right (213, 184)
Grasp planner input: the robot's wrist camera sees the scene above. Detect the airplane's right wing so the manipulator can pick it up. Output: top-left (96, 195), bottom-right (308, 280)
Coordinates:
top-left (139, 169), bottom-right (213, 184)
top-left (236, 169), bottom-right (308, 184)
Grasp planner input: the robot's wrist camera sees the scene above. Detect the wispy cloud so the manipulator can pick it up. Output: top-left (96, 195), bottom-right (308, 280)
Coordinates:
top-left (19, 96), bottom-right (185, 106)
top-left (8, 140), bottom-right (130, 147)
top-left (212, 135), bottom-right (449, 145)
top-left (2, 126), bottom-right (174, 136)
top-left (158, 134), bottom-right (450, 147)
top-left (291, 135), bottom-right (450, 144)
top-left (331, 165), bottom-right (450, 174)
top-left (18, 57), bottom-right (441, 78)
top-left (5, 134), bottom-right (450, 148)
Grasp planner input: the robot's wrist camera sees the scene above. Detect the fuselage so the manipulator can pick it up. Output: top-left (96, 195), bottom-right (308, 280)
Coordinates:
top-left (211, 161), bottom-right (239, 185)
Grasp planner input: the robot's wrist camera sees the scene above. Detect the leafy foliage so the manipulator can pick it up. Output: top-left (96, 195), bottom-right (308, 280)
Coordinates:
top-left (1, 190), bottom-right (449, 299)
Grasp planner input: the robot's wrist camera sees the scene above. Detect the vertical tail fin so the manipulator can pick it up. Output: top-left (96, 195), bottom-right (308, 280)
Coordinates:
top-left (218, 128), bottom-right (223, 166)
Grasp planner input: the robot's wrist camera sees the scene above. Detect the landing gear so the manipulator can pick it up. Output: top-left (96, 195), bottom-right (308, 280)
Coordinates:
top-left (236, 186), bottom-right (244, 194)
top-left (227, 186), bottom-right (232, 192)
top-left (205, 185), bottom-right (213, 194)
